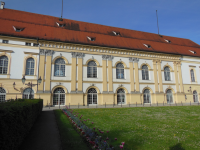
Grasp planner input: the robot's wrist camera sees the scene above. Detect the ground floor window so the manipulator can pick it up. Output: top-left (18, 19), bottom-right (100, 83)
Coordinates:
top-left (193, 91), bottom-right (198, 102)
top-left (166, 89), bottom-right (173, 103)
top-left (143, 89), bottom-right (151, 103)
top-left (53, 87), bottom-right (65, 105)
top-left (23, 88), bottom-right (34, 99)
top-left (87, 88), bottom-right (97, 104)
top-left (117, 89), bottom-right (125, 104)
top-left (0, 87), bottom-right (6, 102)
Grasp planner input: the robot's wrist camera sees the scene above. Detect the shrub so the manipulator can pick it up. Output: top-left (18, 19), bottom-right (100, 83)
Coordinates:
top-left (0, 99), bottom-right (43, 150)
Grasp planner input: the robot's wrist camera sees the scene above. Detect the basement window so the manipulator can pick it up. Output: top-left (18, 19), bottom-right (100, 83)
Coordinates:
top-left (56, 22), bottom-right (64, 27)
top-left (112, 31), bottom-right (120, 36)
top-left (164, 39), bottom-right (171, 43)
top-left (87, 36), bottom-right (95, 41)
top-left (143, 44), bottom-right (151, 48)
top-left (189, 50), bottom-right (196, 54)
top-left (13, 26), bottom-right (24, 32)
top-left (25, 42), bottom-right (31, 46)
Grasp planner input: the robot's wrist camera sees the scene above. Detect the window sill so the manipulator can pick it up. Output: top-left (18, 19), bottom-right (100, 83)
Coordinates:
top-left (54, 76), bottom-right (66, 77)
top-left (191, 81), bottom-right (197, 83)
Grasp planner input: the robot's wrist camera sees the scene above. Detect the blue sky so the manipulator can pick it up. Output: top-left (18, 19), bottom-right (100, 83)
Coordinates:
top-left (3, 0), bottom-right (200, 45)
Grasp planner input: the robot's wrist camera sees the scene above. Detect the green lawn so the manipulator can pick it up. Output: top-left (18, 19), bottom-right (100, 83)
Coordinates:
top-left (54, 110), bottom-right (89, 150)
top-left (72, 106), bottom-right (200, 150)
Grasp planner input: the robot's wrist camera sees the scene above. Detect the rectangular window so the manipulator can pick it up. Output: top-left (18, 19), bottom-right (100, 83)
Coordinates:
top-left (33, 43), bottom-right (39, 47)
top-left (25, 42), bottom-right (31, 46)
top-left (2, 40), bottom-right (8, 44)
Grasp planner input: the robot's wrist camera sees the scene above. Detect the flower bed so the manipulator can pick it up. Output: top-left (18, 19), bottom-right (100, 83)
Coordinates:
top-left (62, 107), bottom-right (125, 150)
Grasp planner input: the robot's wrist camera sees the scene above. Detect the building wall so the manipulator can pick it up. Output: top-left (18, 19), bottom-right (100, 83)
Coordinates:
top-left (0, 36), bottom-right (199, 106)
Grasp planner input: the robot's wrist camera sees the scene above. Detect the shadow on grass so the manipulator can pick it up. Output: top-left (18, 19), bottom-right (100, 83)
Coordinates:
top-left (169, 143), bottom-right (185, 150)
top-left (128, 136), bottom-right (144, 150)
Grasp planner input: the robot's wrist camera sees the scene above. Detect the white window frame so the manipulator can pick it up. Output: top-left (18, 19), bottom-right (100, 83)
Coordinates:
top-left (164, 67), bottom-right (171, 81)
top-left (25, 58), bottom-right (35, 75)
top-left (190, 69), bottom-right (195, 82)
top-left (54, 58), bottom-right (65, 76)
top-left (142, 65), bottom-right (149, 80)
top-left (87, 61), bottom-right (97, 78)
top-left (116, 63), bottom-right (124, 79)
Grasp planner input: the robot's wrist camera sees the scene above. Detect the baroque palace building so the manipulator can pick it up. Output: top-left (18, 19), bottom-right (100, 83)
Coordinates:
top-left (0, 2), bottom-right (200, 106)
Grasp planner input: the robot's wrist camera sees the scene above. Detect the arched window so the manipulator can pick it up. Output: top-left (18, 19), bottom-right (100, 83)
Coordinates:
top-left (117, 89), bottom-right (125, 104)
top-left (23, 88), bottom-right (34, 99)
top-left (87, 88), bottom-right (97, 104)
top-left (0, 56), bottom-right (8, 74)
top-left (0, 87), bottom-right (6, 102)
top-left (142, 65), bottom-right (149, 80)
top-left (54, 58), bottom-right (65, 76)
top-left (143, 89), bottom-right (151, 103)
top-left (164, 67), bottom-right (171, 81)
top-left (166, 89), bottom-right (173, 104)
top-left (193, 90), bottom-right (198, 102)
top-left (190, 69), bottom-right (195, 82)
top-left (25, 58), bottom-right (35, 75)
top-left (87, 61), bottom-right (97, 78)
top-left (116, 63), bottom-right (124, 79)
top-left (53, 87), bottom-right (65, 105)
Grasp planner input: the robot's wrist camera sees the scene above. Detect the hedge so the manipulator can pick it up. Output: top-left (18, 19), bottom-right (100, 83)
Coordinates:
top-left (0, 99), bottom-right (43, 150)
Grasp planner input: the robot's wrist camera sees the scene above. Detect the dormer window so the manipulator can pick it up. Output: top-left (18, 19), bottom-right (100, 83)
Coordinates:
top-left (56, 22), bottom-right (64, 27)
top-left (164, 39), bottom-right (171, 43)
top-left (189, 50), bottom-right (196, 54)
top-left (112, 31), bottom-right (120, 36)
top-left (87, 36), bottom-right (95, 41)
top-left (143, 44), bottom-right (151, 48)
top-left (25, 42), bottom-right (31, 46)
top-left (33, 43), bottom-right (39, 47)
top-left (2, 40), bottom-right (8, 44)
top-left (13, 26), bottom-right (24, 32)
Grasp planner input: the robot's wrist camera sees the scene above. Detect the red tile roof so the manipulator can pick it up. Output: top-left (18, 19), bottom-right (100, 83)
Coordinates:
top-left (0, 8), bottom-right (200, 57)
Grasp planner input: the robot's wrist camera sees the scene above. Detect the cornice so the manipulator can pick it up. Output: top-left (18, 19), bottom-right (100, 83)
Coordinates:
top-left (39, 41), bottom-right (181, 61)
top-left (0, 49), bottom-right (13, 53)
top-left (24, 52), bottom-right (39, 55)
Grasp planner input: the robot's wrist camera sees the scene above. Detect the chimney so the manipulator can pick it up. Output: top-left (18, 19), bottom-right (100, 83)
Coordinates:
top-left (1, 2), bottom-right (5, 9)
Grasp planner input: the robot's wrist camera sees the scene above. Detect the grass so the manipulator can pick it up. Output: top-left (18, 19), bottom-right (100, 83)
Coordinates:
top-left (72, 106), bottom-right (200, 150)
top-left (54, 109), bottom-right (89, 150)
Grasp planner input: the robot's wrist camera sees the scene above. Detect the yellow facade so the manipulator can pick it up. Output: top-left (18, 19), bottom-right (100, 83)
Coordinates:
top-left (0, 36), bottom-right (199, 106)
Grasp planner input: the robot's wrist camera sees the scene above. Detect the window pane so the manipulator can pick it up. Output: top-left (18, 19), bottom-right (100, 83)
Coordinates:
top-left (54, 59), bottom-right (65, 76)
top-left (54, 64), bottom-right (60, 76)
top-left (53, 94), bottom-right (59, 105)
top-left (26, 58), bottom-right (34, 75)
top-left (93, 67), bottom-right (97, 77)
top-left (93, 94), bottom-right (97, 104)
top-left (117, 94), bottom-right (121, 104)
top-left (0, 56), bottom-right (8, 74)
top-left (145, 70), bottom-right (149, 80)
top-left (88, 94), bottom-right (92, 104)
top-left (191, 70), bottom-right (195, 82)
top-left (3, 67), bottom-right (7, 74)
top-left (60, 94), bottom-right (65, 105)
